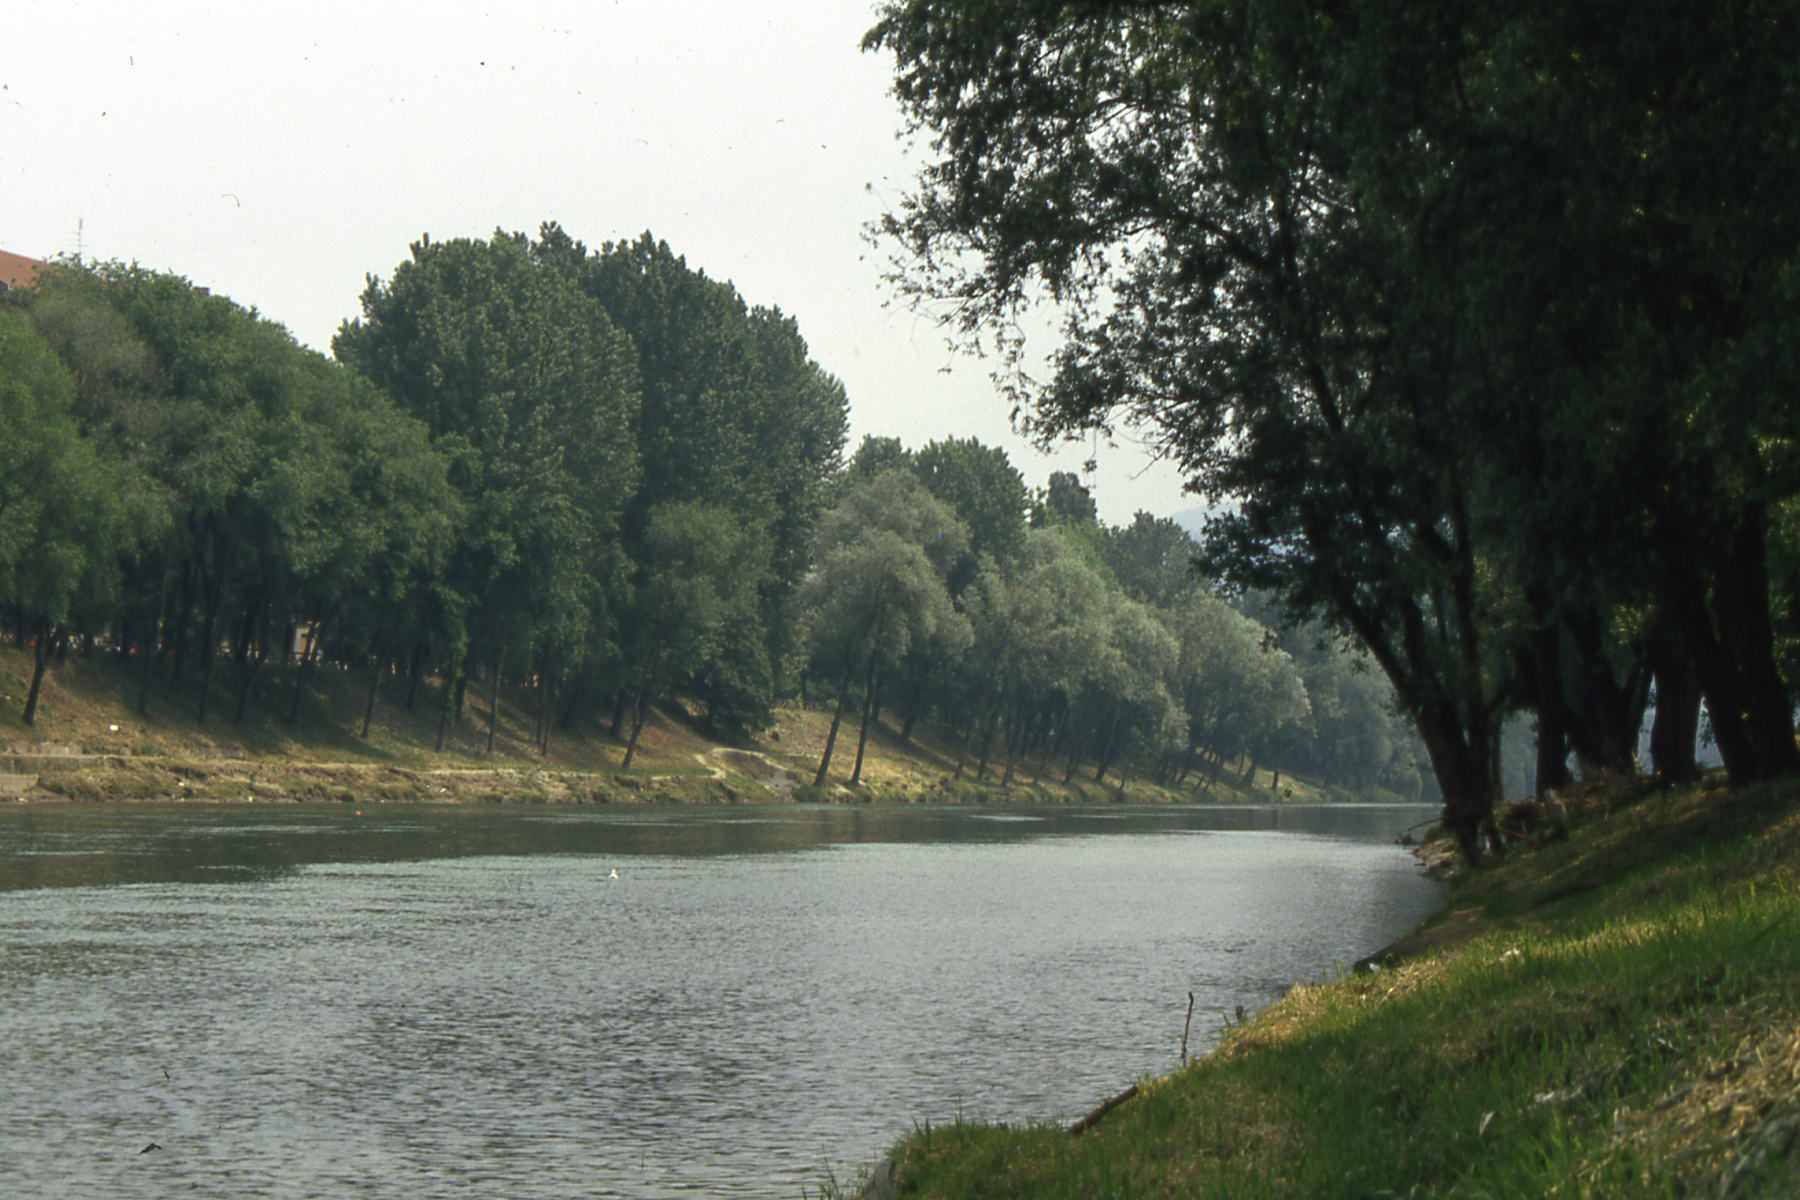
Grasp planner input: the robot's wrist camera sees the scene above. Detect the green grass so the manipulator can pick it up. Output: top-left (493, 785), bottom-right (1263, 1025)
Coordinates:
top-left (859, 777), bottom-right (1800, 1198)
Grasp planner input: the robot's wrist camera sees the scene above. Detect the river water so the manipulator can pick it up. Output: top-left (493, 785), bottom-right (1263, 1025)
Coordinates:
top-left (0, 802), bottom-right (1441, 1198)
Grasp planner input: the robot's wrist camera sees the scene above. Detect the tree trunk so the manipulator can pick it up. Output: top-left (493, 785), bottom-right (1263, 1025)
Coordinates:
top-left (813, 661), bottom-right (857, 787)
top-left (169, 556), bottom-right (194, 689)
top-left (1560, 601), bottom-right (1648, 776)
top-left (1659, 501), bottom-right (1798, 787)
top-left (1708, 501), bottom-right (1799, 780)
top-left (22, 621), bottom-right (52, 725)
top-left (610, 687), bottom-right (628, 739)
top-left (233, 593), bottom-right (268, 726)
top-left (286, 616), bottom-right (324, 726)
top-left (976, 703), bottom-right (1001, 780)
top-left (1416, 700), bottom-right (1500, 866)
top-left (486, 643), bottom-right (505, 755)
top-left (234, 640), bottom-right (266, 726)
top-left (531, 647), bottom-right (546, 753)
top-left (360, 654), bottom-right (383, 739)
top-left (850, 667), bottom-right (884, 786)
top-left (622, 678), bottom-right (652, 769)
top-left (435, 652), bottom-right (462, 752)
top-left (557, 662), bottom-right (590, 731)
top-left (1646, 616), bottom-right (1701, 784)
top-left (138, 566), bottom-right (168, 717)
top-left (405, 639), bottom-right (426, 712)
top-left (195, 571), bottom-right (223, 725)
top-left (539, 659), bottom-right (556, 758)
top-left (1001, 704), bottom-right (1021, 788)
top-left (1095, 711), bottom-right (1126, 784)
top-left (1534, 711), bottom-right (1572, 799)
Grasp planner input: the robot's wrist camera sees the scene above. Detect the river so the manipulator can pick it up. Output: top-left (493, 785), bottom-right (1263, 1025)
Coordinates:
top-left (0, 801), bottom-right (1442, 1197)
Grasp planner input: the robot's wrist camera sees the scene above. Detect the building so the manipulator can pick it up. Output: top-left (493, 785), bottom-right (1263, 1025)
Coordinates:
top-left (0, 249), bottom-right (46, 292)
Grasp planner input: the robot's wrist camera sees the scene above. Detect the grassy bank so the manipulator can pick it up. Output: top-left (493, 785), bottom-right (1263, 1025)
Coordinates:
top-left (852, 777), bottom-right (1800, 1198)
top-left (0, 643), bottom-right (1320, 808)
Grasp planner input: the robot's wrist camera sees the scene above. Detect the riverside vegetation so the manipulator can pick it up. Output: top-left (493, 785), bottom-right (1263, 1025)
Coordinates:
top-left (1, 233), bottom-right (1437, 810)
top-left (0, 635), bottom-right (1332, 810)
top-left (841, 775), bottom-right (1800, 1198)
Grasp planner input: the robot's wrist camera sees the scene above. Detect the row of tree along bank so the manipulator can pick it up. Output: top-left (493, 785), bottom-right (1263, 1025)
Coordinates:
top-left (0, 227), bottom-right (1419, 799)
top-left (866, 1), bottom-right (1800, 860)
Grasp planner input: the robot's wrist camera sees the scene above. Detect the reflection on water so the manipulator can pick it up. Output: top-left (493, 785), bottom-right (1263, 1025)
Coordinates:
top-left (0, 803), bottom-right (1441, 1198)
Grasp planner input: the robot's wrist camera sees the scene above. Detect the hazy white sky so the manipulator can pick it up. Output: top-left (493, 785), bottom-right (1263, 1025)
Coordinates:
top-left (3, 0), bottom-right (1193, 523)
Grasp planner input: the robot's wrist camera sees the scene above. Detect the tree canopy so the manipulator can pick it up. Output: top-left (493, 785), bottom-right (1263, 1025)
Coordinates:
top-left (866, 0), bottom-right (1800, 860)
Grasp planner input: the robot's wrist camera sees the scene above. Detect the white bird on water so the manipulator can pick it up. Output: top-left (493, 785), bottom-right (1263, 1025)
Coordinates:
top-left (609, 867), bottom-right (620, 881)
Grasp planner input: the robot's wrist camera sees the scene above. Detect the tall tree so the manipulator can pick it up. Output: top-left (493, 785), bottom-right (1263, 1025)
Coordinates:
top-left (911, 436), bottom-right (1031, 587)
top-left (0, 310), bottom-right (127, 723)
top-left (868, 1), bottom-right (1800, 857)
top-left (542, 226), bottom-right (849, 721)
top-left (616, 503), bottom-right (767, 766)
top-left (336, 231), bottom-right (641, 747)
top-left (1103, 512), bottom-right (1201, 610)
top-left (803, 470), bottom-right (969, 786)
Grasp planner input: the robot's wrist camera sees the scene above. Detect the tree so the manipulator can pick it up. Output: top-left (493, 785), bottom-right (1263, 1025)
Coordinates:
top-left (24, 260), bottom-right (427, 731)
top-left (336, 231), bottom-right (641, 750)
top-left (868, 1), bottom-right (1800, 860)
top-left (543, 226), bottom-right (849, 722)
top-left (972, 527), bottom-right (1116, 785)
top-left (868, 1), bottom-right (1513, 857)
top-left (803, 531), bottom-right (959, 786)
top-left (843, 435), bottom-right (914, 488)
top-left (1034, 471), bottom-right (1097, 529)
top-left (1103, 512), bottom-right (1201, 610)
top-left (1163, 591), bottom-right (1307, 788)
top-left (0, 310), bottom-right (126, 723)
top-left (618, 502), bottom-right (764, 767)
top-left (1078, 594), bottom-right (1182, 786)
top-left (803, 470), bottom-right (969, 786)
top-left (911, 436), bottom-right (1031, 585)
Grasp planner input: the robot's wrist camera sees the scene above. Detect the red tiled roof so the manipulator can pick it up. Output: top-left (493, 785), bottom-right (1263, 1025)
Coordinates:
top-left (0, 249), bottom-right (46, 290)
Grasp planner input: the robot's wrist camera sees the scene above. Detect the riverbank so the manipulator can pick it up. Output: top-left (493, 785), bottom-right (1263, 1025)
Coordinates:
top-left (848, 774), bottom-right (1800, 1197)
top-left (0, 642), bottom-right (1335, 809)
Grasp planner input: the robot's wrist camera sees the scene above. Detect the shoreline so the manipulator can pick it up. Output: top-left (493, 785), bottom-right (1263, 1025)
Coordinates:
top-left (847, 775), bottom-right (1800, 1197)
top-left (2, 750), bottom-right (1422, 811)
top-left (854, 837), bottom-right (1454, 1199)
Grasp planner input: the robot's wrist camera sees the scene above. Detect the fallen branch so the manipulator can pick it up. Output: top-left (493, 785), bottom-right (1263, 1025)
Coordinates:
top-left (1068, 1084), bottom-right (1139, 1137)
top-left (1180, 990), bottom-right (1195, 1065)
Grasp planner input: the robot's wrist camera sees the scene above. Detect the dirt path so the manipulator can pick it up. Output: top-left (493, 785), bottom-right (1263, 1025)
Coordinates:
top-left (699, 746), bottom-right (799, 795)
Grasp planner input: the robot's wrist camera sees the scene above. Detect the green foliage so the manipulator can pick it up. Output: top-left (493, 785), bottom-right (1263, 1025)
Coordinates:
top-left (629, 501), bottom-right (770, 719)
top-left (1034, 470), bottom-right (1097, 529)
top-left (543, 225), bottom-right (849, 717)
top-left (1165, 590), bottom-right (1307, 778)
top-left (1, 230), bottom-right (1420, 784)
top-left (912, 435), bottom-right (1031, 584)
top-left (843, 434), bottom-right (913, 487)
top-left (868, 0), bottom-right (1800, 852)
top-left (0, 309), bottom-right (124, 632)
top-left (337, 230), bottom-right (641, 712)
top-left (1101, 512), bottom-right (1200, 610)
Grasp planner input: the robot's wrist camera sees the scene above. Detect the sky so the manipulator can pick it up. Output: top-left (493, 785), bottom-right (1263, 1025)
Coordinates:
top-left (2, 0), bottom-right (1196, 526)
